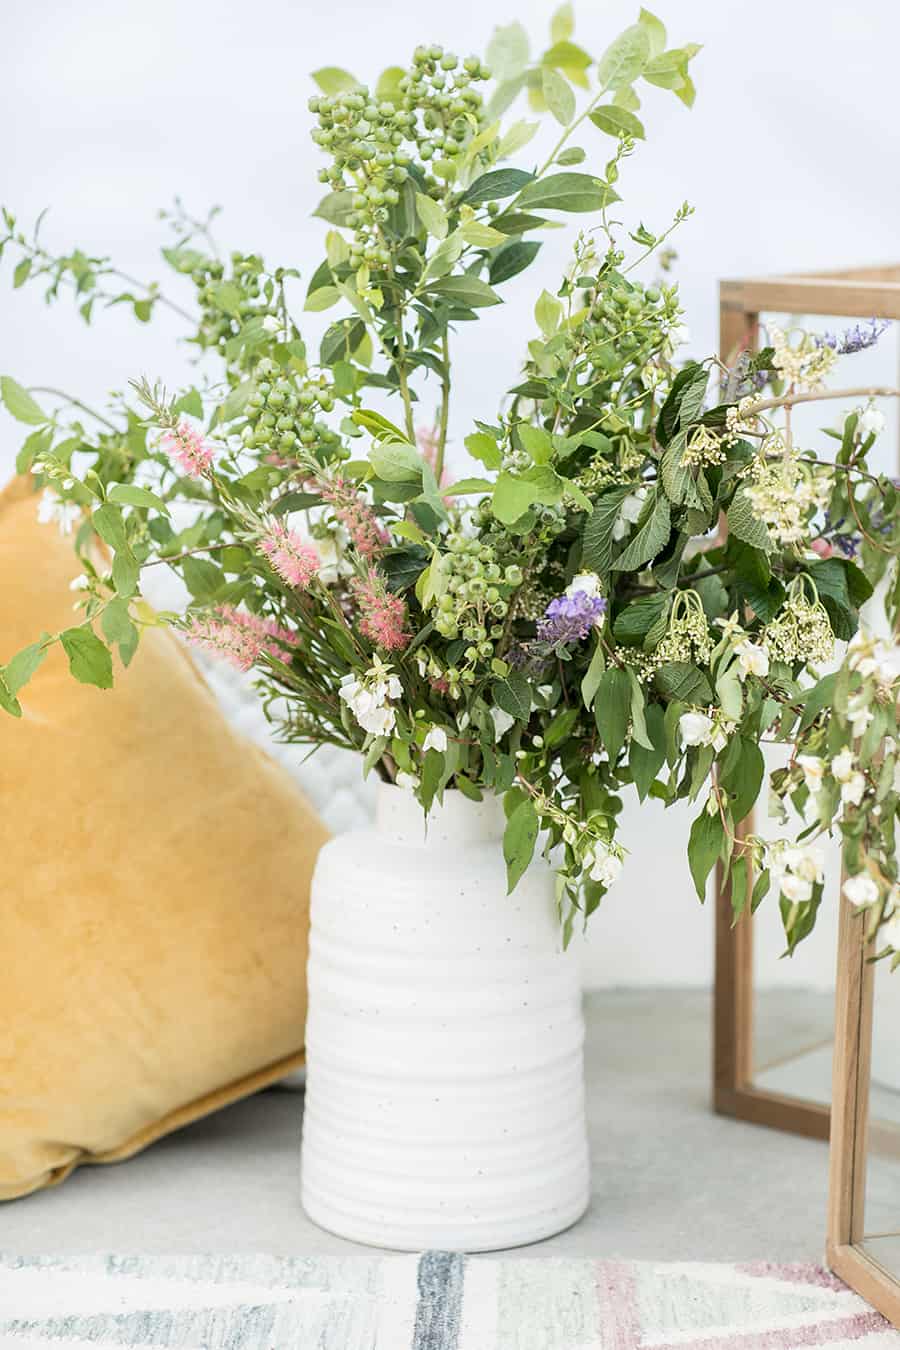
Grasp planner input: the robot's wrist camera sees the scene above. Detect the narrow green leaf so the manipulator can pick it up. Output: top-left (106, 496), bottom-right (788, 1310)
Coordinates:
top-left (311, 66), bottom-right (360, 95)
top-left (415, 192), bottom-right (449, 240)
top-left (541, 66), bottom-right (575, 125)
top-left (459, 168), bottom-right (534, 205)
top-left (1, 376), bottom-right (47, 426)
top-left (426, 275), bottom-right (502, 307)
top-left (503, 797), bottom-right (539, 893)
top-left (589, 105), bottom-right (645, 139)
top-left (518, 172), bottom-right (617, 213)
top-left (594, 665), bottom-right (631, 763)
top-left (108, 484), bottom-right (170, 515)
top-left (688, 806), bottom-right (723, 900)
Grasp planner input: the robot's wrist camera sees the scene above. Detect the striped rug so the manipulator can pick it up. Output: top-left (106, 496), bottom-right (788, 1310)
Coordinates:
top-left (0, 1252), bottom-right (896, 1348)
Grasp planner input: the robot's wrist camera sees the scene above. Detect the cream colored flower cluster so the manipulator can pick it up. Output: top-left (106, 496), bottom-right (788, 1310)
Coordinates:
top-left (681, 423), bottom-right (725, 468)
top-left (742, 439), bottom-right (831, 547)
top-left (769, 325), bottom-right (837, 392)
top-left (764, 588), bottom-right (835, 665)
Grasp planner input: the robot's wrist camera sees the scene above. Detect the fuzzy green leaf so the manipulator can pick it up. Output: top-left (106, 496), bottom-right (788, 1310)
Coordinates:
top-left (60, 626), bottom-right (113, 689)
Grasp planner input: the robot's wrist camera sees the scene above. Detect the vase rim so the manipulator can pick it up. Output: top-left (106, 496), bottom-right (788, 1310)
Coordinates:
top-left (374, 778), bottom-right (505, 847)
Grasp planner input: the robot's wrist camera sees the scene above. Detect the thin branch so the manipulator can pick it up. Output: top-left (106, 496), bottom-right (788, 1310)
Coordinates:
top-left (29, 386), bottom-right (120, 433)
top-left (748, 386), bottom-right (900, 416)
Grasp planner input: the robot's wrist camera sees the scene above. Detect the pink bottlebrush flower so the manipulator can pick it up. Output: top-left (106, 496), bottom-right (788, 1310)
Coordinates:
top-left (319, 477), bottom-right (389, 560)
top-left (187, 612), bottom-right (264, 672)
top-left (187, 605), bottom-right (297, 671)
top-left (351, 571), bottom-right (410, 652)
top-left (161, 420), bottom-right (215, 478)
top-left (258, 520), bottom-right (320, 589)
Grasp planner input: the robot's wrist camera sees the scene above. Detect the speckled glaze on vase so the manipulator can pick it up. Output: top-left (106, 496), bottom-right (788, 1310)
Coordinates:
top-left (300, 780), bottom-right (590, 1252)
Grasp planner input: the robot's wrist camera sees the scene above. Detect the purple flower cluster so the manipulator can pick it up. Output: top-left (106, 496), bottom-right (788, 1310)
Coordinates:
top-left (537, 591), bottom-right (608, 644)
top-left (818, 318), bottom-right (890, 354)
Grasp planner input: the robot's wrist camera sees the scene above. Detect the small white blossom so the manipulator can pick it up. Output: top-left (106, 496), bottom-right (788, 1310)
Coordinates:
top-left (262, 314), bottom-right (281, 333)
top-left (68, 573), bottom-right (90, 592)
top-left (679, 711), bottom-right (713, 747)
top-left (37, 488), bottom-right (80, 536)
top-left (831, 749), bottom-right (855, 783)
top-left (841, 772), bottom-right (866, 807)
top-left (588, 846), bottom-right (623, 888)
top-left (843, 873), bottom-right (879, 908)
top-left (735, 639), bottom-right (770, 680)
top-left (797, 755), bottom-right (825, 794)
top-left (621, 486), bottom-right (648, 525)
top-left (395, 771), bottom-right (419, 790)
top-left (491, 705), bottom-right (515, 740)
top-left (781, 873), bottom-right (813, 904)
top-left (423, 726), bottom-right (448, 754)
top-left (565, 571), bottom-right (603, 600)
top-left (858, 406), bottom-right (886, 439)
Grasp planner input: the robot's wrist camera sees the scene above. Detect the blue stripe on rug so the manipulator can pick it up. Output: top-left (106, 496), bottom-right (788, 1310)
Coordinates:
top-left (412, 1251), bottom-right (465, 1350)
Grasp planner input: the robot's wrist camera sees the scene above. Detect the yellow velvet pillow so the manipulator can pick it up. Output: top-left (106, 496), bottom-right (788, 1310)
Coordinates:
top-left (0, 475), bottom-right (328, 1201)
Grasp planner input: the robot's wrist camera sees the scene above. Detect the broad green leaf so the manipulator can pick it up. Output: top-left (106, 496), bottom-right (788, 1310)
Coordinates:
top-left (550, 2), bottom-right (574, 43)
top-left (497, 120), bottom-right (539, 159)
top-left (486, 21), bottom-right (531, 83)
top-left (611, 488), bottom-right (670, 571)
top-left (108, 483), bottom-right (170, 515)
top-left (102, 597), bottom-right (139, 666)
top-left (415, 192), bottom-right (448, 241)
top-left (541, 66), bottom-right (575, 125)
top-left (442, 477), bottom-right (493, 495)
top-left (556, 147), bottom-right (586, 165)
top-left (376, 66), bottom-right (405, 101)
top-left (0, 671), bottom-right (22, 717)
top-left (60, 626), bottom-right (113, 689)
top-left (519, 424), bottom-right (553, 463)
top-left (304, 285), bottom-right (342, 312)
top-left (16, 425), bottom-right (53, 473)
top-left (581, 485), bottom-right (632, 572)
top-left (654, 661), bottom-right (713, 704)
top-left (534, 288), bottom-right (562, 337)
top-left (638, 7), bottom-right (667, 58)
top-left (426, 275), bottom-right (501, 307)
top-left (729, 854), bottom-right (749, 921)
top-left (721, 737), bottom-right (765, 823)
top-left (594, 665), bottom-right (631, 763)
top-left (1, 376), bottom-right (47, 426)
top-left (313, 191), bottom-right (355, 227)
top-left (112, 548), bottom-right (139, 599)
top-left (518, 172), bottom-right (617, 213)
top-left (503, 796), bottom-right (539, 893)
top-left (13, 257), bottom-right (31, 288)
top-left (465, 431), bottom-right (502, 470)
top-left (352, 408), bottom-right (408, 441)
top-left (91, 501), bottom-right (128, 552)
top-left (612, 593), bottom-right (669, 646)
top-left (589, 105), bottom-right (645, 139)
top-left (493, 670), bottom-right (532, 722)
top-left (459, 168), bottom-right (534, 205)
top-left (370, 439), bottom-right (423, 483)
top-left (629, 701), bottom-right (666, 800)
top-left (182, 556), bottom-right (225, 600)
top-left (688, 806), bottom-right (723, 899)
top-left (596, 24), bottom-right (650, 91)
top-left (489, 240), bottom-right (542, 285)
top-left (210, 281), bottom-right (243, 318)
top-left (727, 485), bottom-right (773, 552)
top-left (5, 638), bottom-right (48, 697)
top-left (311, 66), bottom-right (360, 95)
top-left (458, 220), bottom-right (507, 248)
top-left (492, 472), bottom-right (540, 524)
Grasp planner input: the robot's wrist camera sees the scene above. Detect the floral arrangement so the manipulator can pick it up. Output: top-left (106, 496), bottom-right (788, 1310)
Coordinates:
top-left (2, 8), bottom-right (900, 958)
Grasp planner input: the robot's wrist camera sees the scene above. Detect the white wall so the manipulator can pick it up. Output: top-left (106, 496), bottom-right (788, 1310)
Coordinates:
top-left (2, 0), bottom-right (898, 987)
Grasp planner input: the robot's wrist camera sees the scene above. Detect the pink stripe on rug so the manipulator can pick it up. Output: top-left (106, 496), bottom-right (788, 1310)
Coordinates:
top-left (734, 1263), bottom-right (849, 1293)
top-left (647, 1310), bottom-right (888, 1350)
top-left (595, 1259), bottom-right (643, 1350)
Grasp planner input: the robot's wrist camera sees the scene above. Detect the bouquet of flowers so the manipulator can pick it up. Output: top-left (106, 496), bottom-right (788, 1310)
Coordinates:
top-left (3, 7), bottom-right (899, 955)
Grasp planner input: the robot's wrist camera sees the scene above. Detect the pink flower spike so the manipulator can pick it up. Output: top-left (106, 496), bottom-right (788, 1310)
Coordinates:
top-left (187, 605), bottom-right (298, 671)
top-left (351, 570), bottom-right (410, 652)
top-left (160, 420), bottom-right (215, 478)
top-left (258, 520), bottom-right (320, 589)
top-left (319, 477), bottom-right (390, 560)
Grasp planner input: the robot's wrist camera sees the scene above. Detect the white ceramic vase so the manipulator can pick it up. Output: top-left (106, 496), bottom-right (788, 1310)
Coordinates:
top-left (300, 780), bottom-right (590, 1252)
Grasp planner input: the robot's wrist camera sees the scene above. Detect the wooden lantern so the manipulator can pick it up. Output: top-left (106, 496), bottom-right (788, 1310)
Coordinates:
top-left (712, 264), bottom-right (900, 1142)
top-left (828, 894), bottom-right (900, 1327)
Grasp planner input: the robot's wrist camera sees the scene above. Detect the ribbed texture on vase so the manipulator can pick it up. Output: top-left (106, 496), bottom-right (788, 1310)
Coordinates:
top-left (300, 787), bottom-right (591, 1252)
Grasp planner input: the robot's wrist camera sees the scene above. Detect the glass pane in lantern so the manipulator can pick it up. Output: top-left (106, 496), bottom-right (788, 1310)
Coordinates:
top-left (860, 956), bottom-right (900, 1279)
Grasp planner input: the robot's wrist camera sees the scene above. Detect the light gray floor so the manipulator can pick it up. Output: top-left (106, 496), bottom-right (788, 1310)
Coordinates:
top-left (0, 990), bottom-right (872, 1263)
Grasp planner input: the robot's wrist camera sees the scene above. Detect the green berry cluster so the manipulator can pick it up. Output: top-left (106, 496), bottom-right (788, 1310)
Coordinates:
top-left (432, 533), bottom-right (521, 669)
top-left (241, 357), bottom-right (345, 462)
top-left (189, 252), bottom-right (279, 357)
top-left (590, 277), bottom-right (681, 364)
top-left (308, 45), bottom-right (491, 269)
